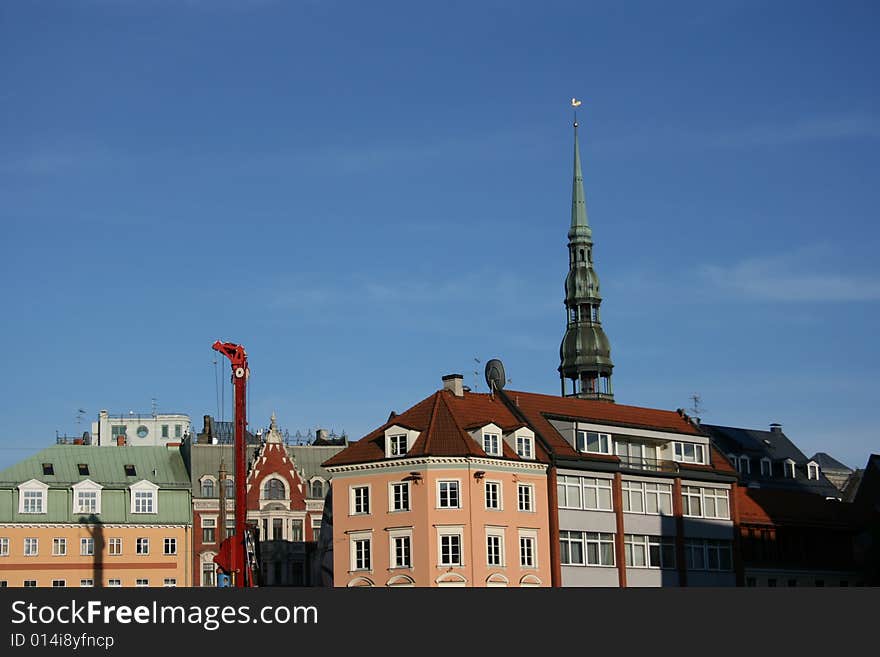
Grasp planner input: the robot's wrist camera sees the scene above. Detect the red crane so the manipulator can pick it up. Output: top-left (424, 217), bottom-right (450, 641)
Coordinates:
top-left (211, 340), bottom-right (258, 587)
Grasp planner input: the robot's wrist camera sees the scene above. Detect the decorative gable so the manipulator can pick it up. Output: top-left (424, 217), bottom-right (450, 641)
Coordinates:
top-left (72, 479), bottom-right (104, 515)
top-left (469, 423), bottom-right (504, 457)
top-left (18, 479), bottom-right (49, 514)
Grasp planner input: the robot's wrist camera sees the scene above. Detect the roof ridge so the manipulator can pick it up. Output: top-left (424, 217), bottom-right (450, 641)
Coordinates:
top-left (422, 392), bottom-right (444, 454)
top-left (437, 391), bottom-right (476, 447)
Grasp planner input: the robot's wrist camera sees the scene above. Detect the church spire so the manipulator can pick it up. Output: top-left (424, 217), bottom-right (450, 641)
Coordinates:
top-left (558, 106), bottom-right (615, 401)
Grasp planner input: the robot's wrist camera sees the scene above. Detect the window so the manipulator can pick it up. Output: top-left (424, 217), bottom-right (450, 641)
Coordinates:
top-left (438, 480), bottom-right (460, 508)
top-left (391, 482), bottom-right (410, 512)
top-left (558, 475), bottom-right (582, 509)
top-left (163, 578), bottom-right (177, 587)
top-left (625, 535), bottom-right (675, 569)
top-left (202, 518), bottom-right (216, 544)
top-left (311, 518), bottom-right (322, 539)
top-left (517, 484), bottom-right (534, 512)
top-left (76, 490), bottom-right (98, 514)
top-left (52, 538), bottom-right (66, 556)
top-left (352, 537), bottom-right (371, 571)
top-left (487, 533), bottom-right (504, 567)
top-left (682, 486), bottom-right (730, 519)
top-left (520, 534), bottom-right (537, 568)
top-left (439, 533), bottom-right (462, 566)
top-left (351, 486), bottom-right (370, 515)
top-left (175, 425), bottom-right (182, 438)
top-left (760, 458), bottom-right (772, 477)
top-left (136, 579), bottom-right (149, 587)
top-left (107, 579), bottom-right (121, 587)
top-left (42, 463), bottom-right (54, 476)
top-left (263, 478), bottom-right (285, 500)
top-left (807, 462), bottom-right (820, 480)
top-left (558, 475), bottom-right (613, 511)
top-left (685, 539), bottom-right (732, 571)
top-left (389, 434), bottom-right (407, 457)
top-left (0, 538), bottom-right (8, 556)
top-left (202, 563), bottom-right (216, 587)
top-left (645, 482), bottom-right (673, 515)
top-left (80, 538), bottom-right (94, 556)
top-left (24, 538), bottom-right (38, 556)
top-left (52, 580), bottom-right (66, 588)
top-left (483, 433), bottom-right (501, 456)
top-left (290, 519), bottom-right (303, 542)
top-left (738, 455), bottom-right (751, 474)
top-left (201, 479), bottom-right (215, 497)
top-left (111, 425), bottom-right (126, 440)
top-left (310, 480), bottom-right (325, 498)
top-left (136, 537), bottom-right (149, 555)
top-left (22, 490), bottom-right (45, 514)
top-left (161, 425), bottom-right (169, 438)
top-left (133, 490), bottom-right (155, 514)
top-left (164, 538), bottom-right (177, 555)
top-left (784, 459), bottom-right (796, 478)
top-left (77, 464), bottom-right (89, 476)
top-left (673, 442), bottom-right (705, 464)
top-left (622, 480), bottom-right (645, 513)
top-left (392, 535), bottom-right (412, 569)
top-left (560, 531), bottom-right (614, 566)
top-left (222, 479), bottom-right (233, 499)
top-left (576, 431), bottom-right (611, 454)
top-left (485, 481), bottom-right (501, 510)
top-left (109, 538), bottom-right (121, 555)
top-left (516, 434), bottom-right (534, 460)
top-left (0, 581), bottom-right (6, 587)
top-left (681, 486), bottom-right (703, 517)
top-left (80, 579), bottom-right (94, 587)
top-left (23, 580), bottom-right (37, 588)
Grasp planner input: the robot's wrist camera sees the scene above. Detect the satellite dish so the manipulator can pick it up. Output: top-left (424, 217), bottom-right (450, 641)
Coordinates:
top-left (484, 359), bottom-right (506, 392)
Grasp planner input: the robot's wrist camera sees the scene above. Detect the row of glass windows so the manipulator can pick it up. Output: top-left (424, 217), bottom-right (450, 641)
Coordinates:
top-left (349, 481), bottom-right (536, 515)
top-left (560, 532), bottom-right (733, 571)
top-left (17, 488), bottom-right (157, 514)
top-left (9, 578), bottom-right (176, 588)
top-left (112, 424), bottom-right (184, 439)
top-left (389, 432), bottom-right (535, 460)
top-left (0, 536), bottom-right (177, 557)
top-left (200, 517), bottom-right (320, 544)
top-left (557, 476), bottom-right (731, 520)
top-left (573, 433), bottom-right (708, 466)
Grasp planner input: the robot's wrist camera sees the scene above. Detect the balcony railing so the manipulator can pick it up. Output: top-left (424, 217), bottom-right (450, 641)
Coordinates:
top-left (617, 455), bottom-right (679, 473)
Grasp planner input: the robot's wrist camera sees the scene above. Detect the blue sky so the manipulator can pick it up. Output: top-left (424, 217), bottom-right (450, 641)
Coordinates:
top-left (1, 0), bottom-right (878, 471)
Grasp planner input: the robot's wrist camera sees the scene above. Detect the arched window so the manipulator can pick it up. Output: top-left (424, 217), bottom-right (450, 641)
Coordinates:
top-left (263, 478), bottom-right (285, 500)
top-left (311, 480), bottom-right (325, 499)
top-left (201, 479), bottom-right (215, 498)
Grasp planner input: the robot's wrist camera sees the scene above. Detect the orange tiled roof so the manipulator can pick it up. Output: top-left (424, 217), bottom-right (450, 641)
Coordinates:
top-left (737, 487), bottom-right (855, 527)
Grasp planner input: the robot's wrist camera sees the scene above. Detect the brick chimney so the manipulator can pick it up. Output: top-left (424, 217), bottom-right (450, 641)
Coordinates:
top-left (770, 423), bottom-right (782, 434)
top-left (442, 374), bottom-right (464, 397)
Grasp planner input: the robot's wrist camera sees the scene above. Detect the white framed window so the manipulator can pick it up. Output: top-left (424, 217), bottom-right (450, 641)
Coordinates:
top-left (175, 424), bottom-right (182, 438)
top-left (290, 519), bottom-right (304, 542)
top-left (130, 480), bottom-right (159, 514)
top-left (784, 459), bottom-right (796, 478)
top-left (389, 434), bottom-right (407, 457)
top-left (350, 485), bottom-right (371, 515)
top-left (681, 486), bottom-right (702, 517)
top-left (80, 579), bottom-right (94, 587)
top-left (52, 537), bottom-right (66, 556)
top-left (807, 462), bottom-right (820, 481)
top-left (200, 477), bottom-right (216, 498)
top-left (622, 480), bottom-right (645, 513)
top-left (559, 475), bottom-right (613, 511)
top-left (738, 455), bottom-right (751, 475)
top-left (483, 433), bottom-right (501, 456)
top-left (136, 537), bottom-right (149, 555)
top-left (109, 538), bottom-right (122, 556)
top-left (625, 535), bottom-right (675, 569)
top-left (645, 482), bottom-right (673, 515)
top-left (135, 578), bottom-right (149, 587)
top-left (760, 457), bottom-right (773, 477)
top-left (72, 479), bottom-right (103, 515)
top-left (350, 532), bottom-right (372, 572)
top-left (517, 483), bottom-right (534, 512)
top-left (390, 482), bottom-right (410, 512)
top-left (558, 475), bottom-right (583, 509)
top-left (201, 517), bottom-right (216, 543)
top-left (516, 434), bottom-right (534, 460)
top-left (685, 539), bottom-right (732, 571)
top-left (0, 537), bottom-right (9, 556)
top-left (18, 480), bottom-right (49, 514)
top-left (23, 580), bottom-right (37, 587)
top-left (107, 579), bottom-right (121, 587)
top-left (519, 530), bottom-right (538, 569)
top-left (682, 486), bottom-right (730, 519)
top-left (164, 538), bottom-right (177, 555)
top-left (161, 425), bottom-right (169, 438)
top-left (389, 529), bottom-right (412, 569)
top-left (560, 530), bottom-right (584, 565)
top-left (52, 579), bottom-right (66, 588)
top-left (80, 537), bottom-right (94, 556)
top-left (673, 442), bottom-right (705, 464)
top-left (576, 431), bottom-right (611, 455)
top-left (24, 537), bottom-right (38, 556)
top-left (485, 481), bottom-right (502, 510)
top-left (311, 518), bottom-right (322, 540)
top-left (437, 480), bottom-right (460, 509)
top-left (438, 530), bottom-right (463, 567)
top-left (560, 531), bottom-right (614, 566)
top-left (164, 578), bottom-right (177, 587)
top-left (486, 530), bottom-right (505, 567)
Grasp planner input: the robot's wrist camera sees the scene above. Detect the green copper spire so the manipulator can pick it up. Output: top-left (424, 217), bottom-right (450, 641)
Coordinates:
top-left (559, 113), bottom-right (614, 402)
top-left (570, 121), bottom-right (592, 239)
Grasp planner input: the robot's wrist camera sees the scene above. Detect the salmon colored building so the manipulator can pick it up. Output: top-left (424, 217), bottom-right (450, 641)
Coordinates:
top-left (323, 374), bottom-right (552, 587)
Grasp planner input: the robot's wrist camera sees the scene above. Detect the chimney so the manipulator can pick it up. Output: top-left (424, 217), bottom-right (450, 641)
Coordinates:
top-left (770, 423), bottom-right (782, 434)
top-left (442, 374), bottom-right (464, 397)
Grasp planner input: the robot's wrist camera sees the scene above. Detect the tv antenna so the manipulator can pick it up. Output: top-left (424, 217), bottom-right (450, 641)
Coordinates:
top-left (689, 393), bottom-right (704, 420)
top-left (473, 357), bottom-right (481, 392)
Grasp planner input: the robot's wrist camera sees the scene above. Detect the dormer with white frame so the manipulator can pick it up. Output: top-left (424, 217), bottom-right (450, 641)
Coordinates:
top-left (806, 460), bottom-right (820, 481)
top-left (72, 479), bottom-right (103, 515)
top-left (760, 457), bottom-right (772, 478)
top-left (783, 458), bottom-right (796, 479)
top-left (471, 423), bottom-right (504, 457)
top-left (130, 480), bottom-right (159, 514)
top-left (508, 426), bottom-right (536, 460)
top-left (18, 479), bottom-right (49, 514)
top-left (384, 425), bottom-right (420, 459)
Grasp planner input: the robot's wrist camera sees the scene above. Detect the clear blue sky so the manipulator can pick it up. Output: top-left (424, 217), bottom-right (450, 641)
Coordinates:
top-left (1, 0), bottom-right (878, 471)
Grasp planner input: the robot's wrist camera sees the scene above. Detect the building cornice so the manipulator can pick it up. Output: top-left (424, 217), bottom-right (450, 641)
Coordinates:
top-left (326, 456), bottom-right (548, 475)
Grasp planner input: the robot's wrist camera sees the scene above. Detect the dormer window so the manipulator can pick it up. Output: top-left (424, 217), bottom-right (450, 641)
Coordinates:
top-left (77, 464), bottom-right (89, 476)
top-left (577, 430), bottom-right (611, 455)
top-left (516, 434), bottom-right (534, 460)
top-left (130, 481), bottom-right (159, 514)
top-left (124, 464), bottom-right (137, 477)
top-left (483, 433), bottom-right (501, 456)
top-left (389, 434), bottom-right (407, 457)
top-left (42, 463), bottom-right (54, 476)
top-left (384, 425), bottom-right (419, 459)
top-left (739, 456), bottom-right (751, 475)
top-left (673, 442), bottom-right (705, 465)
top-left (18, 480), bottom-right (49, 514)
top-left (784, 459), bottom-right (796, 479)
top-left (807, 462), bottom-right (820, 481)
top-left (72, 480), bottom-right (103, 515)
top-left (760, 457), bottom-right (772, 477)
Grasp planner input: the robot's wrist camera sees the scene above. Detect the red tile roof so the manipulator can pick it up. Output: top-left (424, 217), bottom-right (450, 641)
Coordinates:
top-left (322, 390), bottom-right (535, 468)
top-left (737, 487), bottom-right (855, 528)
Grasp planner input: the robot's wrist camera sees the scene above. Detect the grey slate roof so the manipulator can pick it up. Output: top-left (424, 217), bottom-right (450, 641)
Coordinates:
top-left (810, 452), bottom-right (853, 474)
top-left (702, 423), bottom-right (840, 497)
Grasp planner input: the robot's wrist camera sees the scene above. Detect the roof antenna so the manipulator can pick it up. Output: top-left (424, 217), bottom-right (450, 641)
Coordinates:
top-left (689, 393), bottom-right (704, 424)
top-left (472, 357), bottom-right (481, 392)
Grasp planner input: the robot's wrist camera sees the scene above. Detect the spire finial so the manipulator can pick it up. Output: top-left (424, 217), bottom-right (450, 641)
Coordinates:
top-left (571, 97), bottom-right (582, 128)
